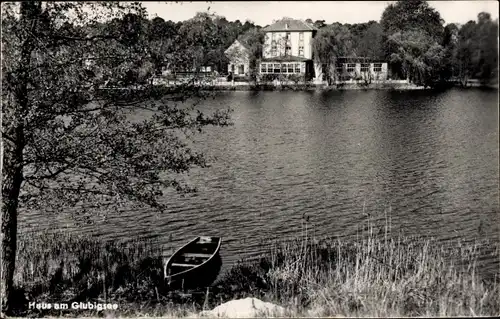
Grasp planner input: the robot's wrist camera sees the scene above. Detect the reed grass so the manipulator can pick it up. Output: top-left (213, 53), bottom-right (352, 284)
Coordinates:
top-left (216, 216), bottom-right (500, 317)
top-left (255, 235), bottom-right (500, 317)
top-left (11, 217), bottom-right (500, 317)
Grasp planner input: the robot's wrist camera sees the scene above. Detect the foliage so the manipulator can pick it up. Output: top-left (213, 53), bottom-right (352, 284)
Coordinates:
top-left (147, 17), bottom-right (180, 73)
top-left (380, 0), bottom-right (497, 86)
top-left (386, 30), bottom-right (446, 85)
top-left (1, 2), bottom-right (232, 314)
top-left (175, 12), bottom-right (258, 74)
top-left (381, 0), bottom-right (444, 42)
top-left (381, 0), bottom-right (446, 84)
top-left (439, 23), bottom-right (460, 80)
top-left (456, 13), bottom-right (498, 84)
top-left (312, 24), bottom-right (355, 83)
top-left (258, 73), bottom-right (306, 84)
top-left (355, 22), bottom-right (384, 60)
top-left (238, 28), bottom-right (265, 82)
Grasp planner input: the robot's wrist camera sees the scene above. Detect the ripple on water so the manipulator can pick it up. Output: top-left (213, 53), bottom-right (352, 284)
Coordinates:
top-left (18, 89), bottom-right (500, 274)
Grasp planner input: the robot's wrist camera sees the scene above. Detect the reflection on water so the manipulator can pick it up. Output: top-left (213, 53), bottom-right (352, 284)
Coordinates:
top-left (20, 88), bottom-right (499, 274)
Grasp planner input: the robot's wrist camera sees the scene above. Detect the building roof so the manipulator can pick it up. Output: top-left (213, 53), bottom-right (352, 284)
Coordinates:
top-left (224, 39), bottom-right (250, 57)
top-left (262, 18), bottom-right (317, 32)
top-left (235, 36), bottom-right (252, 51)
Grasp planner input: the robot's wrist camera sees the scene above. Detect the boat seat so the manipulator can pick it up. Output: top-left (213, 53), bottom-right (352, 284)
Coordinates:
top-left (182, 253), bottom-right (212, 258)
top-left (171, 263), bottom-right (196, 268)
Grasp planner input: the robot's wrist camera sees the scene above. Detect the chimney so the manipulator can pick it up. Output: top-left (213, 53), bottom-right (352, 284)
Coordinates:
top-left (285, 23), bottom-right (289, 30)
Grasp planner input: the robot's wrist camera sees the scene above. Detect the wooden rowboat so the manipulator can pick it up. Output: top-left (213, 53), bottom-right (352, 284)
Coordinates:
top-left (164, 236), bottom-right (222, 290)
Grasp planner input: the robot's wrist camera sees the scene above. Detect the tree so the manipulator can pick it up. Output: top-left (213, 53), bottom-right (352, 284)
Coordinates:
top-left (176, 12), bottom-right (237, 73)
top-left (313, 20), bottom-right (327, 29)
top-left (356, 22), bottom-right (384, 60)
top-left (386, 29), bottom-right (446, 85)
top-left (1, 2), bottom-right (231, 314)
top-left (238, 28), bottom-right (265, 82)
top-left (313, 24), bottom-right (355, 84)
top-left (456, 20), bottom-right (478, 83)
top-left (474, 13), bottom-right (498, 84)
top-left (455, 13), bottom-right (498, 85)
top-left (441, 23), bottom-right (460, 80)
top-left (147, 17), bottom-right (179, 74)
top-left (381, 0), bottom-right (446, 82)
top-left (381, 0), bottom-right (444, 42)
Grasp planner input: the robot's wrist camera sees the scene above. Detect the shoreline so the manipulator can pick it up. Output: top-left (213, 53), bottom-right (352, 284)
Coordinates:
top-left (9, 229), bottom-right (500, 317)
top-left (151, 78), bottom-right (498, 92)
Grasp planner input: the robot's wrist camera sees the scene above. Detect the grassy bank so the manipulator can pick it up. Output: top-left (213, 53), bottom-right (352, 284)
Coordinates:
top-left (10, 226), bottom-right (500, 317)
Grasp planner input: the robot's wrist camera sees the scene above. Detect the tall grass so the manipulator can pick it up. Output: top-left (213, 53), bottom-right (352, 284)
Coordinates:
top-left (223, 216), bottom-right (500, 317)
top-left (14, 232), bottom-right (170, 317)
top-left (12, 217), bottom-right (500, 317)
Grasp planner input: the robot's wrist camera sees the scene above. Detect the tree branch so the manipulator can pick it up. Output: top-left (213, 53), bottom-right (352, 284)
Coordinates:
top-left (35, 163), bottom-right (74, 180)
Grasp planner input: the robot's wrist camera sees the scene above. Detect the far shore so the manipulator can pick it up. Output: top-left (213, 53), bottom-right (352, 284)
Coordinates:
top-left (150, 77), bottom-right (498, 91)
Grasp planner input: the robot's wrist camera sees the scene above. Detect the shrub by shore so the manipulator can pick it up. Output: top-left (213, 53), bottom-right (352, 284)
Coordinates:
top-left (9, 224), bottom-right (500, 318)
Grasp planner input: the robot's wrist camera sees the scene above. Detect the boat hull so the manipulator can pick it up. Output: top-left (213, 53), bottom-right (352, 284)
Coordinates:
top-left (165, 236), bottom-right (222, 291)
top-left (166, 253), bottom-right (222, 290)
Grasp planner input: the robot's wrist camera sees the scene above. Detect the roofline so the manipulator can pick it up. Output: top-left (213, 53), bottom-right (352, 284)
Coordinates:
top-left (262, 18), bottom-right (317, 32)
top-left (264, 29), bottom-right (316, 32)
top-left (224, 39), bottom-right (250, 56)
top-left (234, 39), bottom-right (250, 50)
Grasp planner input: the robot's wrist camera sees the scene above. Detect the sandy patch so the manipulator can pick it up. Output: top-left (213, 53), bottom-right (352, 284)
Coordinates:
top-left (200, 297), bottom-right (285, 318)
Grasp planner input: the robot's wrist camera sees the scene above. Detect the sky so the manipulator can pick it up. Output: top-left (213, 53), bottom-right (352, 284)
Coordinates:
top-left (142, 1), bottom-right (499, 26)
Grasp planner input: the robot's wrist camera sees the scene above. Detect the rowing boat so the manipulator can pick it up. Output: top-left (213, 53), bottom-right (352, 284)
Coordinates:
top-left (164, 236), bottom-right (222, 290)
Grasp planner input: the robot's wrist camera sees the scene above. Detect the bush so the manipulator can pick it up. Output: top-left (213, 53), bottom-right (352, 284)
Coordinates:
top-left (258, 73), bottom-right (306, 84)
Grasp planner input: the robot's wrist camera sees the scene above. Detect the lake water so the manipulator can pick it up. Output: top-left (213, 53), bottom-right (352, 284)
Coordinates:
top-left (20, 88), bottom-right (499, 274)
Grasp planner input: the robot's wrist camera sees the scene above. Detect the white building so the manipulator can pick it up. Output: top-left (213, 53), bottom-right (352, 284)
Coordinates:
top-left (259, 18), bottom-right (317, 78)
top-left (224, 39), bottom-right (251, 77)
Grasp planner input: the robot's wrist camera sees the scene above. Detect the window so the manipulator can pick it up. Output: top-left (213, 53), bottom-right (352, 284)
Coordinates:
top-left (271, 33), bottom-right (277, 56)
top-left (238, 65), bottom-right (245, 75)
top-left (373, 63), bottom-right (382, 72)
top-left (298, 46), bottom-right (304, 57)
top-left (261, 63), bottom-right (266, 73)
top-left (299, 31), bottom-right (304, 57)
top-left (347, 63), bottom-right (356, 73)
top-left (267, 63), bottom-right (273, 73)
top-left (274, 63), bottom-right (281, 73)
top-left (281, 63), bottom-right (287, 73)
top-left (336, 65), bottom-right (343, 74)
top-left (295, 63), bottom-right (301, 73)
top-left (287, 63), bottom-right (294, 73)
top-left (361, 63), bottom-right (370, 72)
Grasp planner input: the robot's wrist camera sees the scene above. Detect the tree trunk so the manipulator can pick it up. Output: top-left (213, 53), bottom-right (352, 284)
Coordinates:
top-left (1, 1), bottom-right (39, 314)
top-left (1, 156), bottom-right (24, 315)
top-left (313, 60), bottom-right (323, 84)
